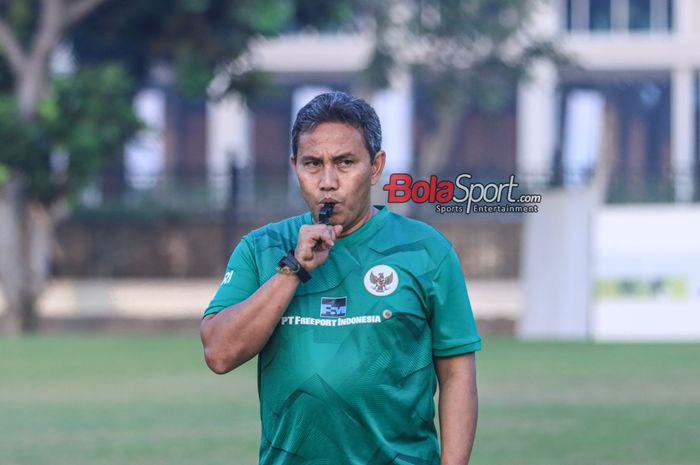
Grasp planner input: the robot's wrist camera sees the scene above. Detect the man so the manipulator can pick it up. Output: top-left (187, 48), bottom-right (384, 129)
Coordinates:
top-left (200, 91), bottom-right (481, 465)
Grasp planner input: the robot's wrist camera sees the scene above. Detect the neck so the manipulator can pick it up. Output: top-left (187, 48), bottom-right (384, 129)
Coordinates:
top-left (338, 204), bottom-right (377, 238)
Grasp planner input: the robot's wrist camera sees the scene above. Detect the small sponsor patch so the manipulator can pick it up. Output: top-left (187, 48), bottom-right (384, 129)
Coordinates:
top-left (222, 270), bottom-right (234, 284)
top-left (382, 309), bottom-right (393, 319)
top-left (320, 297), bottom-right (347, 318)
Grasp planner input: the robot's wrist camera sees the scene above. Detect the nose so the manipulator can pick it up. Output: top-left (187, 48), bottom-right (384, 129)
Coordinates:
top-left (319, 164), bottom-right (339, 191)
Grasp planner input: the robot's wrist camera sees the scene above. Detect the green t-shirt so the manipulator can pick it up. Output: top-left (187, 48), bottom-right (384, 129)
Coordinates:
top-left (205, 206), bottom-right (481, 465)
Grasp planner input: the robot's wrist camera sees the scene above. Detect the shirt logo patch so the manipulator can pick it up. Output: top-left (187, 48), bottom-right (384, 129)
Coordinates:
top-left (364, 265), bottom-right (399, 296)
top-left (320, 297), bottom-right (348, 318)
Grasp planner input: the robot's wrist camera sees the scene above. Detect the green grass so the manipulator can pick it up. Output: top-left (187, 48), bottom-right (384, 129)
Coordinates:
top-left (1, 335), bottom-right (698, 465)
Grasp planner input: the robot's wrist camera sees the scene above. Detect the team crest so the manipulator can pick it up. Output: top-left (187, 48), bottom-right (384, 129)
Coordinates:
top-left (364, 265), bottom-right (399, 296)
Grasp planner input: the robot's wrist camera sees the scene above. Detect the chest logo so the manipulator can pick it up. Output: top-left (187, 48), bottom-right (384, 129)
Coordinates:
top-left (364, 265), bottom-right (399, 296)
top-left (320, 297), bottom-right (347, 318)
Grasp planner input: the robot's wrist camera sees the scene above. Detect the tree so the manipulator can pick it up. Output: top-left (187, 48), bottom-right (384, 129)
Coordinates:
top-left (364, 0), bottom-right (568, 179)
top-left (0, 0), bottom-right (109, 117)
top-left (0, 0), bottom-right (355, 333)
top-left (0, 0), bottom-right (140, 333)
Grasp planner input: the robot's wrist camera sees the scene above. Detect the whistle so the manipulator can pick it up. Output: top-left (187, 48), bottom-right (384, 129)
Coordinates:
top-left (313, 203), bottom-right (335, 251)
top-left (319, 203), bottom-right (335, 225)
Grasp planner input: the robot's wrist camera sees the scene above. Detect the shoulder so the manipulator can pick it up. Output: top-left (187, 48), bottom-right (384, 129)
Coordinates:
top-left (380, 210), bottom-right (455, 258)
top-left (244, 212), bottom-right (309, 250)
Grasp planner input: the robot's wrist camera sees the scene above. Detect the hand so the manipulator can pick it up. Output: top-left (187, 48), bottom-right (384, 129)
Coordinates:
top-left (294, 224), bottom-right (343, 273)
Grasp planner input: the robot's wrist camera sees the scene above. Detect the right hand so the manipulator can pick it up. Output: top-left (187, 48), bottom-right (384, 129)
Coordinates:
top-left (294, 223), bottom-right (344, 273)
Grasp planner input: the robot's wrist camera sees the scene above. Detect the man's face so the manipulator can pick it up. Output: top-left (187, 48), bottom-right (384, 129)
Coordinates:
top-left (292, 122), bottom-right (385, 235)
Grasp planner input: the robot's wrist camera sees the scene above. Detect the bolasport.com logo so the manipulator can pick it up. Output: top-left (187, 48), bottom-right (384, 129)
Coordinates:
top-left (382, 173), bottom-right (542, 214)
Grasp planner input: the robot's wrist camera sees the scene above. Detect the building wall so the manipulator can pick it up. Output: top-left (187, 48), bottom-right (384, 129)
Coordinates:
top-left (54, 216), bottom-right (521, 279)
top-left (518, 0), bottom-right (700, 200)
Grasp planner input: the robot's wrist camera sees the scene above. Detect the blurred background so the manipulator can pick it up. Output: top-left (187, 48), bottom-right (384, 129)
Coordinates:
top-left (1, 1), bottom-right (698, 464)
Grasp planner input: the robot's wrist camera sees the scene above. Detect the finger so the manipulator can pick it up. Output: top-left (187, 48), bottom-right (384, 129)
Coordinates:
top-left (317, 230), bottom-right (335, 249)
top-left (300, 226), bottom-right (324, 246)
top-left (299, 225), bottom-right (337, 255)
top-left (309, 225), bottom-right (336, 244)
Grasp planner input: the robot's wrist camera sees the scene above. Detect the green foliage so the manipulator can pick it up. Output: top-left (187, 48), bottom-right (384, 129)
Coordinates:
top-left (0, 163), bottom-right (8, 184)
top-left (0, 0), bottom-right (39, 51)
top-left (0, 95), bottom-right (50, 190)
top-left (1, 1), bottom-right (360, 204)
top-left (238, 0), bottom-right (295, 34)
top-left (0, 65), bottom-right (140, 204)
top-left (69, 0), bottom-right (358, 100)
top-left (366, 0), bottom-right (569, 115)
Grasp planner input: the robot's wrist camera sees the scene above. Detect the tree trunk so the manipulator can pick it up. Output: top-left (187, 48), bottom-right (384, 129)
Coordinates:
top-left (11, 0), bottom-right (62, 119)
top-left (0, 179), bottom-right (53, 334)
top-left (16, 56), bottom-right (48, 120)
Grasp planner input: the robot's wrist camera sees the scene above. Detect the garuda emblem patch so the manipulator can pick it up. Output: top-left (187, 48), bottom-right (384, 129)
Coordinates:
top-left (364, 265), bottom-right (399, 296)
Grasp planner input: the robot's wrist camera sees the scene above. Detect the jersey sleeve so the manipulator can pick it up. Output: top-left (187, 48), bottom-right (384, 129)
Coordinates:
top-left (203, 236), bottom-right (260, 318)
top-left (428, 247), bottom-right (482, 357)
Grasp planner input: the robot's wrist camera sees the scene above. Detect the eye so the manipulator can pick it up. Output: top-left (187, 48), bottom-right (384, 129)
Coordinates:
top-left (339, 159), bottom-right (354, 166)
top-left (305, 160), bottom-right (321, 167)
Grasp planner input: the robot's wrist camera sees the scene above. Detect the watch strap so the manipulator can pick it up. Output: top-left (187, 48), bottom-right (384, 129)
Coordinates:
top-left (277, 249), bottom-right (311, 283)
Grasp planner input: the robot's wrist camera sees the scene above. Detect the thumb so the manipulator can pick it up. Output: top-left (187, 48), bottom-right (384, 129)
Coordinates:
top-left (333, 224), bottom-right (344, 236)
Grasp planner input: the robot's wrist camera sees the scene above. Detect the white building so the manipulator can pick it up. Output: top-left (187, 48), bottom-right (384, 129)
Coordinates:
top-left (520, 0), bottom-right (697, 201)
top-left (519, 0), bottom-right (700, 341)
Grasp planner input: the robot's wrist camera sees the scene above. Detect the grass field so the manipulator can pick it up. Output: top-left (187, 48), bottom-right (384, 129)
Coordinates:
top-left (1, 334), bottom-right (698, 465)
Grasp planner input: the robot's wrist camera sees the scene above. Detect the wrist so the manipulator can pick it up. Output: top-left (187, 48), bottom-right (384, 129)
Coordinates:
top-left (274, 268), bottom-right (302, 283)
top-left (277, 250), bottom-right (311, 283)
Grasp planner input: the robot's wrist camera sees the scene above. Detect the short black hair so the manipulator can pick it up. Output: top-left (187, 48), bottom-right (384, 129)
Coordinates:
top-left (291, 91), bottom-right (382, 162)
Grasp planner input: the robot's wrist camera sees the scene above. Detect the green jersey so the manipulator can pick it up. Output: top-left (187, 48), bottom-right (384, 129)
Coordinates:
top-left (205, 206), bottom-right (481, 465)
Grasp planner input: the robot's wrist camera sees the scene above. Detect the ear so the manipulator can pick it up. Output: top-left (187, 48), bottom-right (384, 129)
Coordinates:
top-left (289, 154), bottom-right (297, 170)
top-left (370, 150), bottom-right (386, 186)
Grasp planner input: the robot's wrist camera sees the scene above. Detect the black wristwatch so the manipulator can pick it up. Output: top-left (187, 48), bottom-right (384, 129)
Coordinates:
top-left (276, 249), bottom-right (312, 283)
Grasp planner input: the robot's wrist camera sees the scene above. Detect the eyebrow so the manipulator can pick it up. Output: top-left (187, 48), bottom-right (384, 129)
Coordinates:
top-left (299, 152), bottom-right (358, 163)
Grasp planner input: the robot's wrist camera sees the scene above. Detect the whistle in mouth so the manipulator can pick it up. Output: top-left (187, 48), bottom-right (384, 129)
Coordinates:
top-left (313, 203), bottom-right (335, 252)
top-left (318, 202), bottom-right (335, 225)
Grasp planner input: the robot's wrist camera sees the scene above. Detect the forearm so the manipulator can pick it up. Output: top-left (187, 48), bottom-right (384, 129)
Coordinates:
top-left (200, 272), bottom-right (299, 373)
top-left (436, 354), bottom-right (478, 465)
top-left (201, 221), bottom-right (342, 374)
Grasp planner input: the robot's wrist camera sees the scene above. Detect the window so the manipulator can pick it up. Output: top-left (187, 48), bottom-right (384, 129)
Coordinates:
top-left (590, 0), bottom-right (612, 31)
top-left (564, 0), bottom-right (673, 32)
top-left (629, 0), bottom-right (651, 30)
